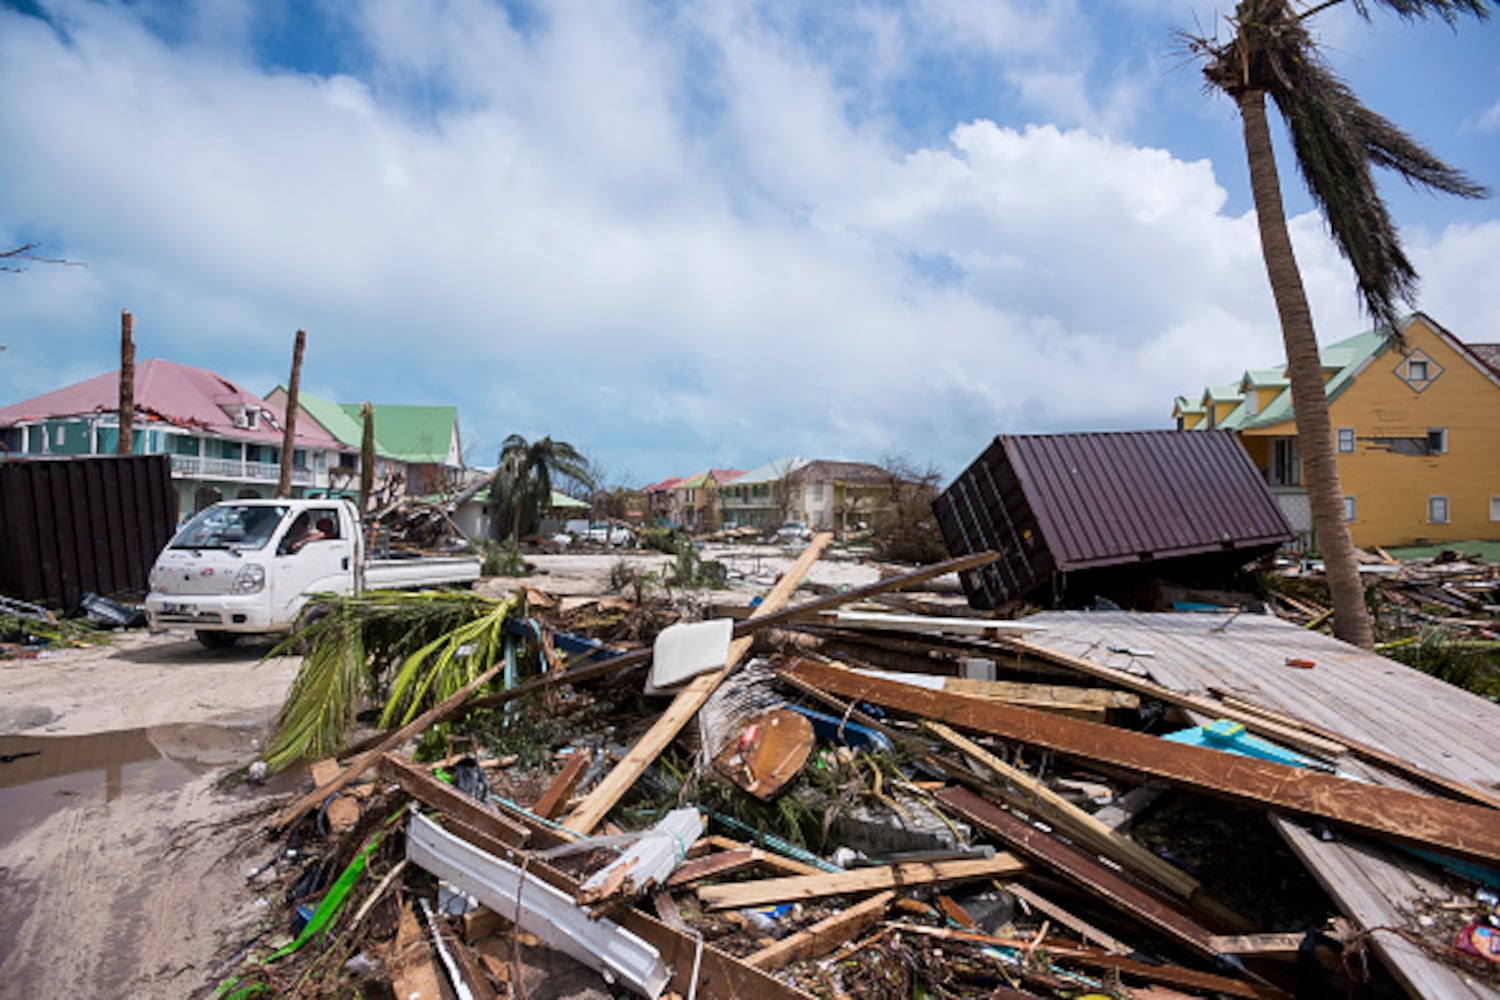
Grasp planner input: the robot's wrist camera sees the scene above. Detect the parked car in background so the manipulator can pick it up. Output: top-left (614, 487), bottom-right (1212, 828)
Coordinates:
top-left (774, 521), bottom-right (812, 542)
top-left (585, 523), bottom-right (635, 547)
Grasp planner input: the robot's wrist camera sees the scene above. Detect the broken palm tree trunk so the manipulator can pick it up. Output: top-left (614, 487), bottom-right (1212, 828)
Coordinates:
top-left (561, 532), bottom-right (835, 834)
top-left (277, 328), bottom-right (305, 498)
top-left (784, 658), bottom-right (1500, 866)
top-left (117, 310), bottom-right (134, 454)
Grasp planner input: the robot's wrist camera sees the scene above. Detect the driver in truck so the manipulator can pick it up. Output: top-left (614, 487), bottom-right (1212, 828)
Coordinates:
top-left (284, 512), bottom-right (328, 553)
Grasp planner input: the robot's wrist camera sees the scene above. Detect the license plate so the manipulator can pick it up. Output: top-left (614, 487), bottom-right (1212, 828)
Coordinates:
top-left (163, 603), bottom-right (192, 615)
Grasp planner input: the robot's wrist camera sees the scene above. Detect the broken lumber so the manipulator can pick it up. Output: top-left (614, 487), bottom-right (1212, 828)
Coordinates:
top-left (745, 890), bottom-right (897, 971)
top-left (790, 658), bottom-right (1500, 866)
top-left (460, 548), bottom-right (1002, 717)
top-left (577, 807), bottom-right (703, 908)
top-left (531, 748), bottom-right (591, 820)
top-left (1003, 882), bottom-right (1130, 955)
top-left (562, 532), bottom-right (835, 834)
top-left (936, 786), bottom-right (1220, 957)
top-left (379, 753), bottom-right (531, 847)
top-left (897, 925), bottom-right (1289, 1000)
top-left (665, 848), bottom-right (760, 887)
top-left (697, 855), bottom-right (1024, 911)
top-left (925, 721), bottom-right (1199, 900)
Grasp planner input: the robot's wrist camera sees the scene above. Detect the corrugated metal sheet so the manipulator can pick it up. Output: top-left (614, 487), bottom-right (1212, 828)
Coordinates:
top-left (0, 455), bottom-right (176, 608)
top-left (934, 431), bottom-right (1292, 608)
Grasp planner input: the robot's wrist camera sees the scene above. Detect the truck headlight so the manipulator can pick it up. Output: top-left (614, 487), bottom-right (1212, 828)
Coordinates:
top-left (233, 563), bottom-right (266, 594)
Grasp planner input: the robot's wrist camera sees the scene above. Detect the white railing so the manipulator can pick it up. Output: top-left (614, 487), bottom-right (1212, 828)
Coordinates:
top-left (170, 454), bottom-right (313, 485)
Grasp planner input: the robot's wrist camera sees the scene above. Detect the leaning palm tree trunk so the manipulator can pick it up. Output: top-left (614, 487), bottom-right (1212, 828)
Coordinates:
top-left (1240, 90), bottom-right (1373, 648)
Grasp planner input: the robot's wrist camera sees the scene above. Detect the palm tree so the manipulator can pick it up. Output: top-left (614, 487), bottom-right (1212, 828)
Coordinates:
top-left (490, 434), bottom-right (594, 544)
top-left (1188, 0), bottom-right (1489, 648)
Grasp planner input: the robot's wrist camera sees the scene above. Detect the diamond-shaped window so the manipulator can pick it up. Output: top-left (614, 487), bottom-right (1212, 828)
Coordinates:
top-left (1395, 350), bottom-right (1443, 393)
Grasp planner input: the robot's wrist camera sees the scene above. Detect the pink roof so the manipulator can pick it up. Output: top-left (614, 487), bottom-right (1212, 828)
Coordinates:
top-left (710, 468), bottom-right (746, 485)
top-left (0, 358), bottom-right (344, 449)
top-left (642, 476), bottom-right (684, 494)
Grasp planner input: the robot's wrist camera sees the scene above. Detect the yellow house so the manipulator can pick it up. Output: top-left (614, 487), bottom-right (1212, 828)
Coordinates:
top-left (1176, 313), bottom-right (1500, 548)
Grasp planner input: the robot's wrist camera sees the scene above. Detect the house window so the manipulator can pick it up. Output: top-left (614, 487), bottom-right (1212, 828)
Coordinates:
top-left (1491, 497), bottom-right (1500, 522)
top-left (1343, 496), bottom-right (1357, 522)
top-left (1397, 351), bottom-right (1443, 392)
top-left (1427, 428), bottom-right (1447, 455)
top-left (1270, 438), bottom-right (1301, 486)
top-left (1408, 359), bottom-right (1429, 381)
top-left (1428, 496), bottom-right (1449, 524)
top-left (811, 483), bottom-right (824, 500)
top-left (1336, 428), bottom-right (1355, 454)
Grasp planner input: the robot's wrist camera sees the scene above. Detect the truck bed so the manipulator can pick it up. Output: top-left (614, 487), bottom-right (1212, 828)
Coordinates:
top-left (364, 556), bottom-right (482, 590)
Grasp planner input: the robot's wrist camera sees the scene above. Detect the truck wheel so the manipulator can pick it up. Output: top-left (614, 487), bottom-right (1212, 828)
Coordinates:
top-left (196, 630), bottom-right (240, 650)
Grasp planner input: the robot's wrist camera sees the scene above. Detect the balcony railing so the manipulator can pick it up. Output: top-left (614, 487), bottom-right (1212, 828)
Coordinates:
top-left (170, 454), bottom-right (313, 485)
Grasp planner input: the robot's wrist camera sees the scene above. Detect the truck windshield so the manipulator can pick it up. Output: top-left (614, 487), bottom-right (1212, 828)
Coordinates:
top-left (171, 504), bottom-right (289, 551)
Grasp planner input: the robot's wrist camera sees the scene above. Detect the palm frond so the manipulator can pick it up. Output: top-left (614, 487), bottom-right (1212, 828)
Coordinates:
top-left (263, 610), bottom-right (368, 773)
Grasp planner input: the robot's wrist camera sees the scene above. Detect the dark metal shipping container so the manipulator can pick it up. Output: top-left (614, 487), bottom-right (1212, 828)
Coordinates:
top-left (0, 454), bottom-right (176, 608)
top-left (934, 431), bottom-right (1293, 609)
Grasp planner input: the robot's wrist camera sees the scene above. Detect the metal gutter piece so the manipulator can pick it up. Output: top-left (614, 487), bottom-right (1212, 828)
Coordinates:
top-left (406, 811), bottom-right (670, 998)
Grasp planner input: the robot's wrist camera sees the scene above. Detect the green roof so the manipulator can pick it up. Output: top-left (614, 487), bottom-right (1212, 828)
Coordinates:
top-left (1173, 396), bottom-right (1204, 415)
top-left (337, 402), bottom-right (459, 464)
top-left (296, 391), bottom-right (366, 448)
top-left (1239, 326), bottom-right (1392, 431)
top-left (679, 471), bottom-right (711, 489)
top-left (1239, 369), bottom-right (1288, 390)
top-left (550, 490), bottom-right (589, 509)
top-left (1203, 383), bottom-right (1242, 404)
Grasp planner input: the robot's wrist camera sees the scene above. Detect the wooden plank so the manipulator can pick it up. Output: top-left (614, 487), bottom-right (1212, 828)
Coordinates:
top-left (936, 786), bottom-right (1220, 958)
top-left (531, 748), bottom-right (591, 820)
top-left (379, 753), bottom-right (530, 847)
top-left (945, 677), bottom-right (1140, 710)
top-left (1003, 882), bottom-right (1131, 955)
top-left (562, 532), bottom-right (835, 834)
top-left (665, 848), bottom-right (760, 887)
top-left (896, 925), bottom-right (1288, 1000)
top-left (925, 721), bottom-right (1200, 900)
top-left (697, 855), bottom-right (1024, 911)
top-left (745, 890), bottom-right (896, 971)
top-left (700, 836), bottom-right (822, 877)
top-left (993, 636), bottom-right (1349, 760)
top-left (389, 901), bottom-right (445, 1000)
top-left (786, 658), bottom-right (1500, 866)
top-left (1206, 932), bottom-right (1309, 958)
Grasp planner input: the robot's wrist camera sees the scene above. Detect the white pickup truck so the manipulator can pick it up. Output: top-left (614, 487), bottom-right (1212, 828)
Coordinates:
top-left (145, 498), bottom-right (482, 648)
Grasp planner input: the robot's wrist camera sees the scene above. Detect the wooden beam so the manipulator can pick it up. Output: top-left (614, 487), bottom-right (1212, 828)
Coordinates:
top-left (1003, 882), bottom-right (1131, 955)
top-left (897, 925), bottom-right (1288, 1000)
top-left (1207, 932), bottom-right (1309, 958)
top-left (997, 637), bottom-right (1349, 760)
top-left (924, 721), bottom-right (1199, 900)
top-left (787, 658), bottom-right (1500, 866)
top-left (936, 786), bottom-right (1220, 958)
top-left (379, 753), bottom-right (531, 847)
top-left (697, 855), bottom-right (1024, 911)
top-left (562, 533), bottom-right (836, 834)
top-left (530, 748), bottom-right (591, 820)
top-left (744, 890), bottom-right (896, 971)
top-left (665, 848), bottom-right (760, 887)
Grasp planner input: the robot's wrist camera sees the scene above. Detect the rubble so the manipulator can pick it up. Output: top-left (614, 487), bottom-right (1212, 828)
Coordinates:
top-left (202, 535), bottom-right (1500, 1000)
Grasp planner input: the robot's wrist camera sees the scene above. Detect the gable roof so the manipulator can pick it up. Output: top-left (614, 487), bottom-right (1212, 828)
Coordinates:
top-left (337, 402), bottom-right (459, 465)
top-left (733, 457), bottom-right (809, 485)
top-left (1470, 343), bottom-right (1500, 376)
top-left (642, 476), bottom-right (683, 494)
top-left (789, 459), bottom-right (890, 484)
top-left (0, 358), bottom-right (341, 449)
top-left (709, 468), bottom-right (746, 485)
top-left (291, 390), bottom-right (367, 448)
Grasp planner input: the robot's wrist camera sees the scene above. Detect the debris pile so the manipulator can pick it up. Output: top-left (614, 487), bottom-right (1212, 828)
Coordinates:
top-left (207, 537), bottom-right (1500, 999)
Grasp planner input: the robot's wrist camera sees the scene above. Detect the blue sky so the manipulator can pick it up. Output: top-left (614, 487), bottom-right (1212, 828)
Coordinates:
top-left (2, 0), bottom-right (1497, 486)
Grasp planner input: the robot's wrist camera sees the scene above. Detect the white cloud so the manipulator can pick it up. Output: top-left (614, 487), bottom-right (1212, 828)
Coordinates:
top-left (0, 1), bottom-right (1494, 482)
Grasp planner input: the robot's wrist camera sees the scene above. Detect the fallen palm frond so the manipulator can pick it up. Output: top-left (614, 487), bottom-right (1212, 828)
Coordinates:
top-left (0, 597), bottom-right (103, 651)
top-left (261, 591), bottom-right (521, 773)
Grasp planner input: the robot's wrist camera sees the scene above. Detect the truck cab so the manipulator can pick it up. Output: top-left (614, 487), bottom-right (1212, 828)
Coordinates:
top-left (146, 498), bottom-right (363, 646)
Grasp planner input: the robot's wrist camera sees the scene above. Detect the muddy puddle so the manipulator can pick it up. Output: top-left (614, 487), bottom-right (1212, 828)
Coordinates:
top-left (0, 722), bottom-right (271, 848)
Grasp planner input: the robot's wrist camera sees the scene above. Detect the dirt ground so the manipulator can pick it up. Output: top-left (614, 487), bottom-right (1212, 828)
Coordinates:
top-left (0, 544), bottom-right (889, 999)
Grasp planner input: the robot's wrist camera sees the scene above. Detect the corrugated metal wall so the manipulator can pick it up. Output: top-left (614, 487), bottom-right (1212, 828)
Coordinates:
top-left (934, 431), bottom-right (1293, 609)
top-left (0, 455), bottom-right (176, 608)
